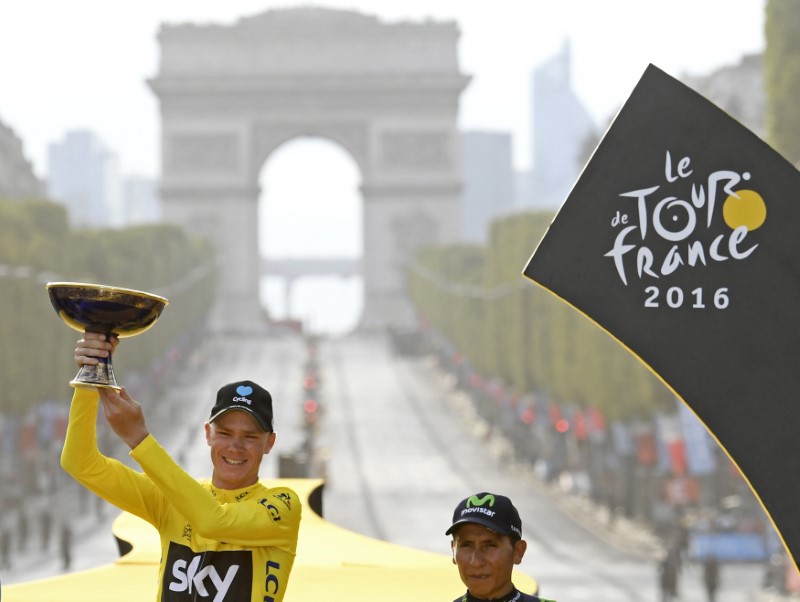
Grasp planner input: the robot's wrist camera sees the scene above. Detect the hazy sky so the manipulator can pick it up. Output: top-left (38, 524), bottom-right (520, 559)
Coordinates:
top-left (0, 1), bottom-right (768, 332)
top-left (1, 0), bottom-right (766, 178)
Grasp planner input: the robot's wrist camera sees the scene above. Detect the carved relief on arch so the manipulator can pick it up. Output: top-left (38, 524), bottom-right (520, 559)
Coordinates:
top-left (379, 130), bottom-right (451, 171)
top-left (166, 132), bottom-right (241, 172)
top-left (251, 121), bottom-right (368, 176)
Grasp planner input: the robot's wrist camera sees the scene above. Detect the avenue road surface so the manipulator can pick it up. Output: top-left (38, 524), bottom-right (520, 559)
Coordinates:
top-left (4, 332), bottom-right (768, 601)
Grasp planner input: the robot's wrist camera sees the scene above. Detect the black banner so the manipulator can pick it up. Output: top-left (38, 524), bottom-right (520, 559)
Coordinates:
top-left (524, 64), bottom-right (800, 566)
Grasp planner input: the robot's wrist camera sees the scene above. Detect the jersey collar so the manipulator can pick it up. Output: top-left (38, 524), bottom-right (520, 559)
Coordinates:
top-left (462, 586), bottom-right (525, 602)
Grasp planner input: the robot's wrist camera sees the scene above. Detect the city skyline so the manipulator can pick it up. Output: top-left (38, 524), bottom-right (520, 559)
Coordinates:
top-left (1, 1), bottom-right (766, 179)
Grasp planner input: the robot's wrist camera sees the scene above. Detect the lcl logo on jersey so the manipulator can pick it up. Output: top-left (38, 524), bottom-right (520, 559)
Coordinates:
top-left (163, 542), bottom-right (253, 601)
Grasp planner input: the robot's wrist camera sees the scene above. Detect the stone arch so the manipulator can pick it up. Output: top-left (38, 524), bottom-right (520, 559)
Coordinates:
top-left (258, 135), bottom-right (363, 331)
top-left (149, 7), bottom-right (470, 332)
top-left (251, 124), bottom-right (369, 182)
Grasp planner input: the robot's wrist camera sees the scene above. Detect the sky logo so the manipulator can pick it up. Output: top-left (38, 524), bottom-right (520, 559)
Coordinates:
top-left (163, 544), bottom-right (252, 601)
top-left (169, 557), bottom-right (239, 599)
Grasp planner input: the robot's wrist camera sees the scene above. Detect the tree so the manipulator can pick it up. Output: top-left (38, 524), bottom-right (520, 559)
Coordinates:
top-left (0, 200), bottom-right (217, 415)
top-left (406, 210), bottom-right (673, 422)
top-left (765, 0), bottom-right (800, 166)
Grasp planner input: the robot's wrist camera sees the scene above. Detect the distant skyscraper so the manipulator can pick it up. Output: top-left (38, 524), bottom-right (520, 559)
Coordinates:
top-left (525, 41), bottom-right (596, 210)
top-left (461, 131), bottom-right (514, 244)
top-left (47, 130), bottom-right (123, 228)
top-left (123, 175), bottom-right (161, 225)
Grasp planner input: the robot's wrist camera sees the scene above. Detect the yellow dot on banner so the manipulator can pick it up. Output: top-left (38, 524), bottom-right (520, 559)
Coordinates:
top-left (722, 189), bottom-right (767, 231)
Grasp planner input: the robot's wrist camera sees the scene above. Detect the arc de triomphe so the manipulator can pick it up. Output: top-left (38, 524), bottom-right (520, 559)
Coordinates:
top-left (149, 8), bottom-right (470, 332)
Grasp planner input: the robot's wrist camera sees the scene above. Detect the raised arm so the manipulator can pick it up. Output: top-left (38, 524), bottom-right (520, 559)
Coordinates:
top-left (60, 334), bottom-right (163, 523)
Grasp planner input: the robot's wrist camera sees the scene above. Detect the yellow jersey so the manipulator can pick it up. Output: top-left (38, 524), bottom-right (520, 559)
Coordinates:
top-left (61, 388), bottom-right (301, 602)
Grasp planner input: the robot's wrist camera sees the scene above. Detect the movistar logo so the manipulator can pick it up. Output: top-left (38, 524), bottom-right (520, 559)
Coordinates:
top-left (466, 494), bottom-right (495, 508)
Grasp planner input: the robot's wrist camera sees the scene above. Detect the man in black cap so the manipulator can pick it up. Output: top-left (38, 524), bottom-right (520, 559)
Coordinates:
top-left (61, 333), bottom-right (301, 602)
top-left (446, 492), bottom-right (556, 602)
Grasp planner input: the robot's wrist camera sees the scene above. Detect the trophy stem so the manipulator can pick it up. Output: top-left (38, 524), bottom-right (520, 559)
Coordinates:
top-left (71, 351), bottom-right (121, 391)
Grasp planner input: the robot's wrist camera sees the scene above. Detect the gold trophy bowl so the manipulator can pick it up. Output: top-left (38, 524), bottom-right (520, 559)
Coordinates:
top-left (46, 282), bottom-right (169, 390)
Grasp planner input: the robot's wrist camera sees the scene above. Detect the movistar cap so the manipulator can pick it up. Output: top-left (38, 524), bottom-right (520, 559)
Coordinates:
top-left (445, 492), bottom-right (522, 540)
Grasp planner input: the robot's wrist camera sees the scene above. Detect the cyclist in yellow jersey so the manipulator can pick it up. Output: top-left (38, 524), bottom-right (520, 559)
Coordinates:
top-left (61, 333), bottom-right (301, 602)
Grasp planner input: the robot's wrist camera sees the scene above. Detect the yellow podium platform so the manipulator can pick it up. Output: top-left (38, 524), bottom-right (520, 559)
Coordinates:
top-left (5, 479), bottom-right (538, 601)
